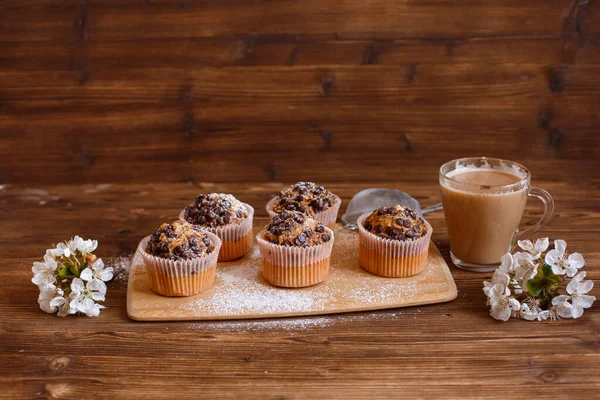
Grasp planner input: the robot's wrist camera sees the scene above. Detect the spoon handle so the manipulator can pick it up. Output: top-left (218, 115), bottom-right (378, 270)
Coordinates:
top-left (421, 202), bottom-right (443, 214)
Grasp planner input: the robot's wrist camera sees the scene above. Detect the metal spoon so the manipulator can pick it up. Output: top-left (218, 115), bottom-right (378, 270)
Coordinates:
top-left (341, 188), bottom-right (443, 230)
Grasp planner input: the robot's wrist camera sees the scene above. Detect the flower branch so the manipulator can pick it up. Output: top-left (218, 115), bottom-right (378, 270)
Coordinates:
top-left (32, 236), bottom-right (112, 317)
top-left (483, 238), bottom-right (595, 321)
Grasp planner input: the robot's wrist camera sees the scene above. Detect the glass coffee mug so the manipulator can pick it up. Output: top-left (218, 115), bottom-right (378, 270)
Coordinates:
top-left (440, 157), bottom-right (553, 272)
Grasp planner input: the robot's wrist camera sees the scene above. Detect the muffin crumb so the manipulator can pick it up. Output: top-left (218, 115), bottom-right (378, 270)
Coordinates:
top-left (146, 220), bottom-right (215, 260)
top-left (264, 210), bottom-right (330, 247)
top-left (363, 205), bottom-right (427, 241)
top-left (272, 182), bottom-right (338, 217)
top-left (184, 193), bottom-right (248, 228)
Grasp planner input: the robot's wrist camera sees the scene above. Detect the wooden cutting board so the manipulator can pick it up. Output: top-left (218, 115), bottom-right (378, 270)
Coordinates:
top-left (127, 225), bottom-right (457, 321)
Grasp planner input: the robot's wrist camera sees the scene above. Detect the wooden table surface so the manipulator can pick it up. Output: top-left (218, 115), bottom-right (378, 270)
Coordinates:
top-left (1, 180), bottom-right (599, 399)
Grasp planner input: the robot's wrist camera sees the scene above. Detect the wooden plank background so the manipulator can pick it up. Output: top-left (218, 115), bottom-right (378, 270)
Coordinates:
top-left (1, 0), bottom-right (598, 185)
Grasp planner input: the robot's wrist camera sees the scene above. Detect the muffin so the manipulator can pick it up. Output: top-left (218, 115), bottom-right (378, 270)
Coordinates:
top-left (180, 193), bottom-right (254, 261)
top-left (256, 210), bottom-right (334, 288)
top-left (357, 205), bottom-right (432, 278)
top-left (139, 220), bottom-right (221, 296)
top-left (266, 182), bottom-right (341, 229)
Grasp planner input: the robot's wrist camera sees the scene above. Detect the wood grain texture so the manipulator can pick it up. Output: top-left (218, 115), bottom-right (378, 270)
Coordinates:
top-left (1, 181), bottom-right (599, 399)
top-left (0, 1), bottom-right (598, 185)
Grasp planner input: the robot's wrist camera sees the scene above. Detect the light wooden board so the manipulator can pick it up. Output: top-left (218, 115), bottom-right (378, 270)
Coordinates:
top-left (127, 225), bottom-right (458, 321)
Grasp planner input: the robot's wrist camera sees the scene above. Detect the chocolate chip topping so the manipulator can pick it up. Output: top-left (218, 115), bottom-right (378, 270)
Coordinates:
top-left (263, 210), bottom-right (331, 247)
top-left (184, 193), bottom-right (248, 228)
top-left (363, 205), bottom-right (428, 241)
top-left (271, 182), bottom-right (339, 217)
top-left (146, 220), bottom-right (215, 260)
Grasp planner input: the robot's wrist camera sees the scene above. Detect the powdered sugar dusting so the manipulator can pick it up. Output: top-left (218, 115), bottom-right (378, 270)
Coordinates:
top-left (180, 257), bottom-right (332, 315)
top-left (108, 255), bottom-right (134, 282)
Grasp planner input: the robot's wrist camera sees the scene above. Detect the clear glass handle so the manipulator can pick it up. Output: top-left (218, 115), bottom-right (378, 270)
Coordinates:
top-left (516, 187), bottom-right (554, 240)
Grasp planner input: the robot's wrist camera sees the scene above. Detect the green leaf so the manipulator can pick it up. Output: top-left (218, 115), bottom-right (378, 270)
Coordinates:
top-left (542, 262), bottom-right (554, 277)
top-left (547, 274), bottom-right (562, 284)
top-left (58, 267), bottom-right (75, 278)
top-left (527, 277), bottom-right (546, 297)
top-left (68, 264), bottom-right (80, 276)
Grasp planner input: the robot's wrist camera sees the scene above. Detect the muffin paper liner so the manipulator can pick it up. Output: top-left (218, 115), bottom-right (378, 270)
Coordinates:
top-left (256, 226), bottom-right (334, 287)
top-left (266, 195), bottom-right (341, 229)
top-left (180, 203), bottom-right (254, 261)
top-left (138, 232), bottom-right (222, 297)
top-left (357, 213), bottom-right (432, 278)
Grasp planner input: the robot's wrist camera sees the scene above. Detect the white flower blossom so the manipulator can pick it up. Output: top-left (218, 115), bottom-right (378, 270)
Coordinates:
top-left (80, 259), bottom-right (113, 294)
top-left (77, 237), bottom-right (98, 254)
top-left (51, 238), bottom-right (81, 258)
top-left (551, 271), bottom-right (595, 318)
top-left (486, 282), bottom-right (520, 321)
top-left (517, 237), bottom-right (549, 260)
top-left (552, 299), bottom-right (574, 319)
top-left (31, 254), bottom-right (58, 287)
top-left (519, 298), bottom-right (550, 321)
top-left (513, 252), bottom-right (538, 291)
top-left (484, 254), bottom-right (515, 302)
top-left (545, 239), bottom-right (585, 277)
top-left (519, 303), bottom-right (539, 321)
top-left (49, 294), bottom-right (74, 317)
top-left (38, 284), bottom-right (61, 314)
top-left (69, 278), bottom-right (106, 317)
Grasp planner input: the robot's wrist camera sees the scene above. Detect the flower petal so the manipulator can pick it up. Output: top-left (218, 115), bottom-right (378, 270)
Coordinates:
top-left (87, 279), bottom-right (107, 294)
top-left (91, 258), bottom-right (105, 271)
top-left (534, 238), bottom-right (549, 253)
top-left (31, 262), bottom-right (45, 274)
top-left (43, 254), bottom-right (57, 268)
top-left (517, 240), bottom-right (533, 252)
top-left (545, 249), bottom-right (561, 267)
top-left (577, 280), bottom-right (594, 295)
top-left (508, 298), bottom-right (521, 310)
top-left (49, 296), bottom-right (66, 308)
top-left (572, 294), bottom-right (596, 309)
top-left (79, 297), bottom-right (94, 313)
top-left (552, 295), bottom-right (570, 305)
top-left (79, 268), bottom-right (93, 282)
top-left (99, 267), bottom-right (113, 282)
top-left (554, 239), bottom-right (567, 256)
top-left (537, 310), bottom-right (550, 321)
top-left (91, 290), bottom-right (106, 302)
top-left (491, 305), bottom-right (511, 321)
top-left (39, 299), bottom-right (57, 314)
top-left (498, 253), bottom-right (514, 274)
top-left (571, 304), bottom-right (584, 319)
top-left (71, 277), bottom-right (85, 292)
top-left (86, 303), bottom-right (105, 317)
top-left (567, 252), bottom-right (585, 270)
top-left (555, 301), bottom-right (573, 318)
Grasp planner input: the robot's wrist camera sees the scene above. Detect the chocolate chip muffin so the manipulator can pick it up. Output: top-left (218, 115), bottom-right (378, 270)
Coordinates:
top-left (257, 210), bottom-right (335, 288)
top-left (264, 210), bottom-right (331, 247)
top-left (363, 205), bottom-right (428, 241)
top-left (146, 220), bottom-right (215, 261)
top-left (358, 205), bottom-right (432, 278)
top-left (271, 182), bottom-right (339, 217)
top-left (183, 193), bottom-right (248, 228)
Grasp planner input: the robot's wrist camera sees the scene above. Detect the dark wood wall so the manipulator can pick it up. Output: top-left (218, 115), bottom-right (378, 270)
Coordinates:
top-left (1, 0), bottom-right (599, 185)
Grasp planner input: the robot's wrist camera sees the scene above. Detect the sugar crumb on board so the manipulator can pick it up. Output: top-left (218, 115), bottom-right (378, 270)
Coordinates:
top-left (179, 226), bottom-right (441, 317)
top-left (107, 254), bottom-right (134, 282)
